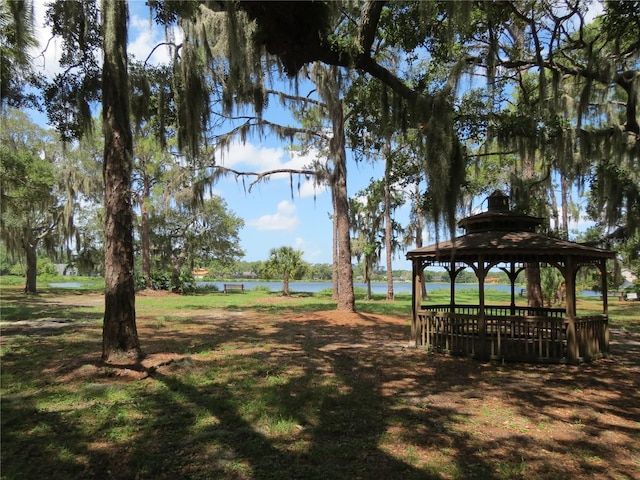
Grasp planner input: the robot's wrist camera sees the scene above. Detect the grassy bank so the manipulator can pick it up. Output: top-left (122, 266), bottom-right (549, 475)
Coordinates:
top-left (1, 285), bottom-right (639, 479)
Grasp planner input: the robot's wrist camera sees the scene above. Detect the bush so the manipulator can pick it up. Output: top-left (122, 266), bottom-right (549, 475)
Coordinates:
top-left (37, 257), bottom-right (58, 276)
top-left (252, 285), bottom-right (271, 293)
top-left (135, 271), bottom-right (172, 291)
top-left (174, 271), bottom-right (196, 294)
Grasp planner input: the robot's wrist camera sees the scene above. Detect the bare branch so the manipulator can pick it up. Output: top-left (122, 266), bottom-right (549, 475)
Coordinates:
top-left (205, 165), bottom-right (325, 192)
top-left (212, 116), bottom-right (331, 147)
top-left (265, 89), bottom-right (325, 108)
top-left (143, 42), bottom-right (180, 67)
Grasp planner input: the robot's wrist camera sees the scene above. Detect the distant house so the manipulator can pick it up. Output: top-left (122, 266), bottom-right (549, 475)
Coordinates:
top-left (54, 264), bottom-right (78, 276)
top-left (191, 268), bottom-right (209, 279)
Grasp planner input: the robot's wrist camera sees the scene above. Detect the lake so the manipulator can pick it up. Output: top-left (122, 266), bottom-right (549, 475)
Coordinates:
top-left (198, 281), bottom-right (600, 296)
top-left (48, 280), bottom-right (599, 297)
top-left (198, 281), bottom-right (518, 295)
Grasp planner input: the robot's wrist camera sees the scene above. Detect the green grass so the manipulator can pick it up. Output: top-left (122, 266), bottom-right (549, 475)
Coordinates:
top-left (1, 280), bottom-right (639, 479)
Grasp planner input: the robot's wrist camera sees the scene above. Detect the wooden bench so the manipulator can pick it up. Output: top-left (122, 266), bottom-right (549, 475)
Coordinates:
top-left (223, 283), bottom-right (244, 294)
top-left (601, 291), bottom-right (624, 301)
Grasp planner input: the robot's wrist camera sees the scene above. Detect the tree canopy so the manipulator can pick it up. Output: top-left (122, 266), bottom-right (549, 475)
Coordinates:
top-left (0, 109), bottom-right (65, 292)
top-left (233, 0), bottom-right (639, 235)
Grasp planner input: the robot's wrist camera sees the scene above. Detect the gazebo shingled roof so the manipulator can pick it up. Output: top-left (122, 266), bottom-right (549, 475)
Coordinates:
top-left (407, 230), bottom-right (615, 265)
top-left (408, 189), bottom-right (613, 265)
top-left (406, 190), bottom-right (616, 364)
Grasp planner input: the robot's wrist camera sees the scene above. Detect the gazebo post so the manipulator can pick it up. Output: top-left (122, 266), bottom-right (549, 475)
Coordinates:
top-left (448, 261), bottom-right (456, 313)
top-left (600, 258), bottom-right (609, 315)
top-left (500, 263), bottom-right (525, 315)
top-left (564, 257), bottom-right (579, 363)
top-left (411, 259), bottom-right (421, 345)
top-left (473, 257), bottom-right (490, 359)
top-left (447, 264), bottom-right (466, 313)
top-left (509, 262), bottom-right (516, 314)
top-left (599, 258), bottom-right (610, 356)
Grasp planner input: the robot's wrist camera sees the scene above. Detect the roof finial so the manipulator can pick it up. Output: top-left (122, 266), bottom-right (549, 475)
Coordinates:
top-left (487, 190), bottom-right (510, 213)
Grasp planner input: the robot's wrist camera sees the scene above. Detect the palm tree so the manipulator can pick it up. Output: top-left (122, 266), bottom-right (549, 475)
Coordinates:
top-left (263, 246), bottom-right (307, 296)
top-left (0, 0), bottom-right (38, 108)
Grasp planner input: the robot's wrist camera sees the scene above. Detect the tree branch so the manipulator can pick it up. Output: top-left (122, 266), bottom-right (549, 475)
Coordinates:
top-left (212, 116), bottom-right (331, 147)
top-left (204, 165), bottom-right (325, 192)
top-left (265, 89), bottom-right (325, 108)
top-left (144, 41), bottom-right (180, 66)
top-left (357, 0), bottom-right (385, 56)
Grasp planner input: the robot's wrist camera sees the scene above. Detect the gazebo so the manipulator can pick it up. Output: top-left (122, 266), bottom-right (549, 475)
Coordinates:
top-left (406, 191), bottom-right (616, 364)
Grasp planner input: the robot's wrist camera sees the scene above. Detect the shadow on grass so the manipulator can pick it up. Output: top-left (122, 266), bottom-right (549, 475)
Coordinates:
top-left (0, 313), bottom-right (486, 479)
top-left (0, 290), bottom-right (102, 323)
top-left (2, 291), bottom-right (639, 479)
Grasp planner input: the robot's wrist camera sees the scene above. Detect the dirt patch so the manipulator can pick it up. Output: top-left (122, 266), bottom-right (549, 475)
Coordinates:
top-left (287, 309), bottom-right (407, 326)
top-left (136, 288), bottom-right (182, 298)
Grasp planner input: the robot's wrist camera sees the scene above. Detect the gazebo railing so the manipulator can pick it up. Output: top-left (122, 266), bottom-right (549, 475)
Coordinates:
top-left (575, 316), bottom-right (609, 360)
top-left (423, 304), bottom-right (566, 318)
top-left (416, 306), bottom-right (608, 363)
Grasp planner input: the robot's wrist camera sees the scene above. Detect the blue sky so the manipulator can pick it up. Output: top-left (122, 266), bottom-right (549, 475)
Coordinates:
top-left (28, 0), bottom-right (600, 271)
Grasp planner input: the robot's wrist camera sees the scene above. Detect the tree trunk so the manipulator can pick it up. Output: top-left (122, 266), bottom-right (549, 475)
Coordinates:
top-left (414, 184), bottom-right (428, 300)
top-left (22, 231), bottom-right (37, 294)
top-left (327, 67), bottom-right (354, 312)
top-left (141, 175), bottom-right (152, 289)
top-left (283, 272), bottom-right (290, 296)
top-left (333, 155), bottom-right (355, 311)
top-left (383, 141), bottom-right (394, 301)
top-left (101, 0), bottom-right (142, 362)
top-left (331, 194), bottom-right (339, 301)
top-left (561, 173), bottom-right (569, 240)
top-left (364, 256), bottom-right (372, 300)
top-left (521, 153), bottom-right (544, 308)
top-left (526, 263), bottom-right (544, 308)
top-left (171, 251), bottom-right (186, 292)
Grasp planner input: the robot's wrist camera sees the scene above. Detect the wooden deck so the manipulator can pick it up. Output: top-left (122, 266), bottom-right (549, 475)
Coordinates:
top-left (415, 305), bottom-right (608, 363)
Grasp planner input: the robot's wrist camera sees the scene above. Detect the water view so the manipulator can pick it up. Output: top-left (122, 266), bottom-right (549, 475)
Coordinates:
top-left (48, 280), bottom-right (599, 296)
top-left (197, 281), bottom-right (599, 297)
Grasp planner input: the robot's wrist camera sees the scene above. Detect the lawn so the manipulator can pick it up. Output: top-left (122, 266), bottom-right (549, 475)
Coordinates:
top-left (1, 284), bottom-right (639, 479)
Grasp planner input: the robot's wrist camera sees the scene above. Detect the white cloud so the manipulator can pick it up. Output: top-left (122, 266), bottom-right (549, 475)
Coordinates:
top-left (247, 200), bottom-right (300, 232)
top-left (216, 142), bottom-right (329, 198)
top-left (299, 179), bottom-right (328, 198)
top-left (31, 1), bottom-right (64, 78)
top-left (291, 237), bottom-right (324, 263)
top-left (29, 1), bottom-right (182, 79)
top-left (129, 11), bottom-right (183, 64)
top-left (217, 142), bottom-right (288, 171)
top-left (584, 0), bottom-right (604, 24)
top-left (217, 142), bottom-right (319, 173)
top-left (567, 214), bottom-right (595, 237)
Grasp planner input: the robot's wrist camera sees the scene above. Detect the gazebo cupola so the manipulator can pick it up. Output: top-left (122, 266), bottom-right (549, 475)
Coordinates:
top-left (406, 190), bottom-right (615, 364)
top-left (458, 190), bottom-right (542, 233)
